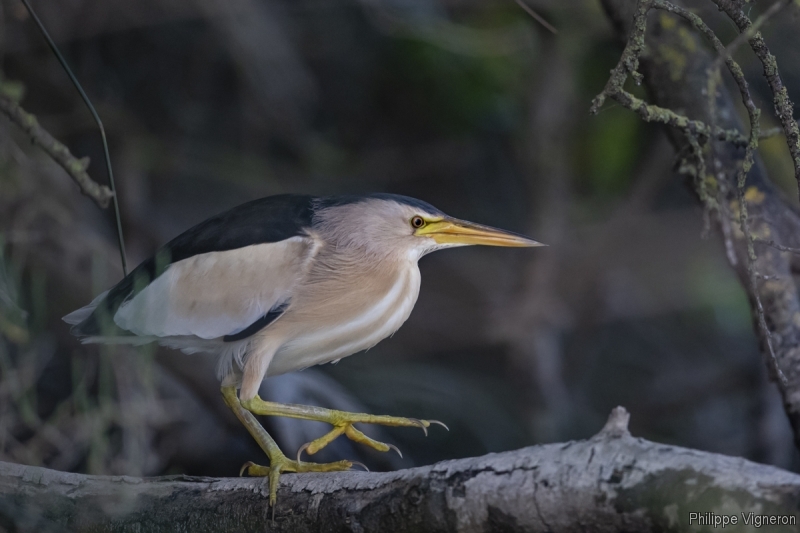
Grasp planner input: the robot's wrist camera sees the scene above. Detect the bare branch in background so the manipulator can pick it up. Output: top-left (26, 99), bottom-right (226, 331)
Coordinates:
top-left (758, 238), bottom-right (800, 254)
top-left (0, 94), bottom-right (113, 208)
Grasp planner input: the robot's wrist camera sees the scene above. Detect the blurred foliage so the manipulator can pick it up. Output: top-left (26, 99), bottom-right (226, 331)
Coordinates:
top-left (383, 38), bottom-right (529, 134)
top-left (581, 106), bottom-right (643, 195)
top-left (0, 242), bottom-right (162, 475)
top-left (0, 76), bottom-right (25, 102)
top-left (758, 132), bottom-right (798, 204)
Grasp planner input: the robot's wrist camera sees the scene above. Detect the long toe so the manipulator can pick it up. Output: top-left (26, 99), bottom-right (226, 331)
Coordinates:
top-left (240, 455), bottom-right (353, 508)
top-left (300, 413), bottom-right (447, 455)
top-left (300, 422), bottom-right (405, 457)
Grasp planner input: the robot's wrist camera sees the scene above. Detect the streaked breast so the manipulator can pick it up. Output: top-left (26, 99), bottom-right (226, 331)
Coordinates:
top-left (266, 261), bottom-right (421, 376)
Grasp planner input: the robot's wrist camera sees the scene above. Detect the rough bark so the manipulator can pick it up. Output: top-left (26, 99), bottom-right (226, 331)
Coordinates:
top-left (598, 0), bottom-right (800, 450)
top-left (1, 408), bottom-right (799, 532)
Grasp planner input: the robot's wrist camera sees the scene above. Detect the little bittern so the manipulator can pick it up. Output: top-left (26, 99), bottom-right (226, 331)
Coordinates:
top-left (65, 193), bottom-right (543, 506)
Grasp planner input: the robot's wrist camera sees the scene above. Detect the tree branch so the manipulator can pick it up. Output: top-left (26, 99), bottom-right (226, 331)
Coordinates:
top-left (0, 93), bottom-right (114, 208)
top-left (597, 0), bottom-right (800, 451)
top-left (710, 0), bottom-right (800, 195)
top-left (1, 407), bottom-right (799, 532)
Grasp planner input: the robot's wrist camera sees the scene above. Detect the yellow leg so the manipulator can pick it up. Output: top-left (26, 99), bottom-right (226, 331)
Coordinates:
top-left (240, 395), bottom-right (447, 458)
top-left (221, 386), bottom-right (353, 508)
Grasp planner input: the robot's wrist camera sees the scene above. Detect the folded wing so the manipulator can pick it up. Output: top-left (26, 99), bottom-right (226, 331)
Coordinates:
top-left (119, 237), bottom-right (314, 338)
top-left (65, 194), bottom-right (319, 341)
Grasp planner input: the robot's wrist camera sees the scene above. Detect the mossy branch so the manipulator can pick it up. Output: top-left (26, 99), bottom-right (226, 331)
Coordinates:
top-left (0, 93), bottom-right (114, 208)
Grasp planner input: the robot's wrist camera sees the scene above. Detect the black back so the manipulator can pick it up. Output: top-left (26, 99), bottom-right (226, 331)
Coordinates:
top-left (163, 194), bottom-right (316, 262)
top-left (317, 193), bottom-right (445, 217)
top-left (73, 194), bottom-right (315, 336)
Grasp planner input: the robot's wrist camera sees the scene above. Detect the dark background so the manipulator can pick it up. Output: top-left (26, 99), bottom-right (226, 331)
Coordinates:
top-left (1, 0), bottom-right (799, 479)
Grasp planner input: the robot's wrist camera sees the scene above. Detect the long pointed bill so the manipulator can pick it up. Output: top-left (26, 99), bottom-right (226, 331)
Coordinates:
top-left (416, 218), bottom-right (545, 247)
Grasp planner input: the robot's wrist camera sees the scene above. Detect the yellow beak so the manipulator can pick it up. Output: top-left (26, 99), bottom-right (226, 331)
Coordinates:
top-left (416, 218), bottom-right (545, 247)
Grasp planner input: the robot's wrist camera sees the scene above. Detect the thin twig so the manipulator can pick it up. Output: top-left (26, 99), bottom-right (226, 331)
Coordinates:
top-left (514, 0), bottom-right (558, 35)
top-left (20, 0), bottom-right (128, 275)
top-left (755, 238), bottom-right (800, 254)
top-left (708, 0), bottom-right (790, 78)
top-left (0, 94), bottom-right (113, 207)
top-left (711, 0), bottom-right (800, 201)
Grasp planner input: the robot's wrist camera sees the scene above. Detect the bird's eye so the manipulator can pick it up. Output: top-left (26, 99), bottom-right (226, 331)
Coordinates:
top-left (411, 216), bottom-right (426, 229)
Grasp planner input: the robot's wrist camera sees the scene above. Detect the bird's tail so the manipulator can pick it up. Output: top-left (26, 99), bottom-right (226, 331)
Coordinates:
top-left (63, 289), bottom-right (133, 340)
top-left (62, 290), bottom-right (108, 327)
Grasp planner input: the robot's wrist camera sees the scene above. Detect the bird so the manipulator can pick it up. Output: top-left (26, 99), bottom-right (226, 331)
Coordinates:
top-left (64, 193), bottom-right (544, 506)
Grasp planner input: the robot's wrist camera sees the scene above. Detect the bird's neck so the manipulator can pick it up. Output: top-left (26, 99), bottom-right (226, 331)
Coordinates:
top-left (322, 234), bottom-right (419, 268)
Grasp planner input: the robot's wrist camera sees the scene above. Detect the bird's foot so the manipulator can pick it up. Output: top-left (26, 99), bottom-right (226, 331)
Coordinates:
top-left (223, 386), bottom-right (358, 512)
top-left (240, 453), bottom-right (355, 508)
top-left (240, 395), bottom-right (448, 458)
top-left (295, 417), bottom-right (429, 460)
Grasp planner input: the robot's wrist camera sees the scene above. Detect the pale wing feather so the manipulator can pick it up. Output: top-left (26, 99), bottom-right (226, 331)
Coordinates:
top-left (113, 237), bottom-right (317, 339)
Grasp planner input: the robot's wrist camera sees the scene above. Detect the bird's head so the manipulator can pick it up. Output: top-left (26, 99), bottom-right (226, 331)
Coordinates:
top-left (314, 194), bottom-right (545, 260)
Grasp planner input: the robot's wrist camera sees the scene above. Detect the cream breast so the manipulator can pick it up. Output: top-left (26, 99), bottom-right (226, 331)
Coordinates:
top-left (265, 261), bottom-right (421, 376)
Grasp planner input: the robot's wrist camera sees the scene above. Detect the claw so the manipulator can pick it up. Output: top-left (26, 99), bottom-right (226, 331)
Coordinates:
top-left (351, 461), bottom-right (370, 472)
top-left (429, 420), bottom-right (449, 431)
top-left (239, 461), bottom-right (255, 477)
top-left (409, 418), bottom-right (428, 436)
top-left (296, 442), bottom-right (311, 463)
top-left (387, 443), bottom-right (403, 458)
